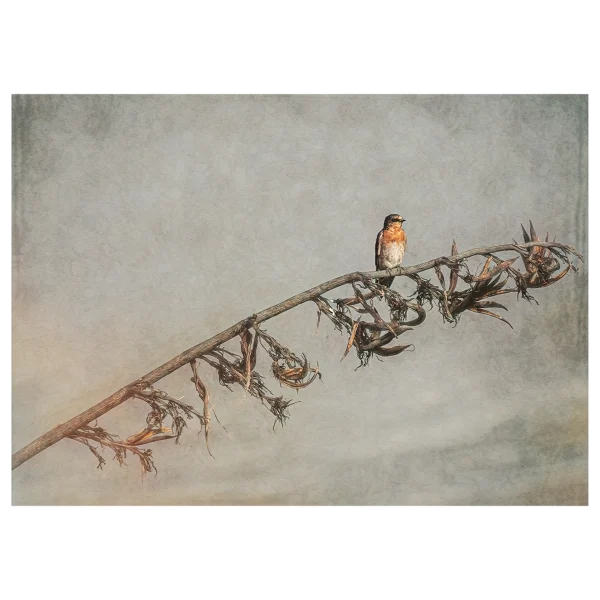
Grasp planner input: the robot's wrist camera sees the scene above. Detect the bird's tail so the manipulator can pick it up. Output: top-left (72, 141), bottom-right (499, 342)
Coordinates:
top-left (377, 276), bottom-right (394, 288)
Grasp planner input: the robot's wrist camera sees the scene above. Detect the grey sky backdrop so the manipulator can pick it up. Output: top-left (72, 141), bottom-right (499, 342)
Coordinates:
top-left (12, 95), bottom-right (587, 505)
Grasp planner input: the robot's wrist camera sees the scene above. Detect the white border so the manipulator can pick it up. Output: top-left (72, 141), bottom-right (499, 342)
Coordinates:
top-left (8, 88), bottom-right (592, 512)
top-left (8, 88), bottom-right (592, 96)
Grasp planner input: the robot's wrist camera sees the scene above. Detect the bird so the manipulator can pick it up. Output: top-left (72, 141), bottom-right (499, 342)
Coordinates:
top-left (375, 214), bottom-right (407, 288)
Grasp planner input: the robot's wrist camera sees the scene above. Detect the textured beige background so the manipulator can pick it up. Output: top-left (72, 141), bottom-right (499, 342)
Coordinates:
top-left (12, 95), bottom-right (587, 505)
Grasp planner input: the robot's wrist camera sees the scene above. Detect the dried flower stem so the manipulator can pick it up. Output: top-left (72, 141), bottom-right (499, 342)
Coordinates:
top-left (12, 235), bottom-right (581, 471)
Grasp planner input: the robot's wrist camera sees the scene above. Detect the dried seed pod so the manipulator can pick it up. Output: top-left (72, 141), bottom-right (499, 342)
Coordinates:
top-left (448, 240), bottom-right (460, 294)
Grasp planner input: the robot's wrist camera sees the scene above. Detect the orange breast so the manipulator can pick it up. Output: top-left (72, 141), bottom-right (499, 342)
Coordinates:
top-left (382, 228), bottom-right (406, 244)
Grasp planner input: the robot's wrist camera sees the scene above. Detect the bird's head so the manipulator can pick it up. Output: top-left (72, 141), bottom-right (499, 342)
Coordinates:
top-left (383, 214), bottom-right (406, 229)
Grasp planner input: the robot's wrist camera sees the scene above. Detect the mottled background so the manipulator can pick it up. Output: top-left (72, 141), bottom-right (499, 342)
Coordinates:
top-left (12, 95), bottom-right (587, 505)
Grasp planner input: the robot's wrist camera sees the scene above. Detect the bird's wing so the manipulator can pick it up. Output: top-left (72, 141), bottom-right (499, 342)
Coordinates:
top-left (375, 229), bottom-right (384, 269)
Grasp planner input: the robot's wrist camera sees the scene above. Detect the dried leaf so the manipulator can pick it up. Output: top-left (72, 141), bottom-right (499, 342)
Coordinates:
top-left (528, 223), bottom-right (543, 259)
top-left (278, 371), bottom-right (320, 390)
top-left (449, 240), bottom-right (459, 294)
top-left (250, 328), bottom-right (259, 370)
top-left (529, 220), bottom-right (539, 242)
top-left (341, 321), bottom-right (360, 362)
top-left (481, 256), bottom-right (493, 275)
top-left (240, 329), bottom-right (251, 356)
top-left (372, 343), bottom-right (414, 356)
top-left (125, 428), bottom-right (153, 445)
top-left (240, 330), bottom-right (253, 391)
top-left (361, 328), bottom-right (413, 351)
top-left (132, 435), bottom-right (175, 446)
top-left (486, 273), bottom-right (508, 292)
top-left (434, 264), bottom-right (446, 290)
top-left (540, 265), bottom-right (571, 286)
top-left (539, 232), bottom-right (550, 258)
top-left (472, 256), bottom-right (493, 283)
top-left (468, 307), bottom-right (514, 329)
top-left (474, 301), bottom-right (508, 311)
top-left (203, 390), bottom-right (212, 458)
top-left (471, 258), bottom-right (518, 283)
top-left (480, 287), bottom-right (513, 299)
top-left (190, 359), bottom-right (214, 458)
top-left (239, 330), bottom-right (252, 387)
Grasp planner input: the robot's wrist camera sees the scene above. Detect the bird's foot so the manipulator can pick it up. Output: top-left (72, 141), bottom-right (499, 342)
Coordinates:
top-left (245, 313), bottom-right (258, 328)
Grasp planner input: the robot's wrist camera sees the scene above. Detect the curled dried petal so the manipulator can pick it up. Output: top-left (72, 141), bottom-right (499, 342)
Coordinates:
top-left (468, 306), bottom-right (513, 329)
top-left (372, 343), bottom-right (414, 356)
top-left (341, 321), bottom-right (360, 362)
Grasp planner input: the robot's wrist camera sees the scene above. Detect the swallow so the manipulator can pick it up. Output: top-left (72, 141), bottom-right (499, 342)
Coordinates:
top-left (375, 214), bottom-right (407, 287)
